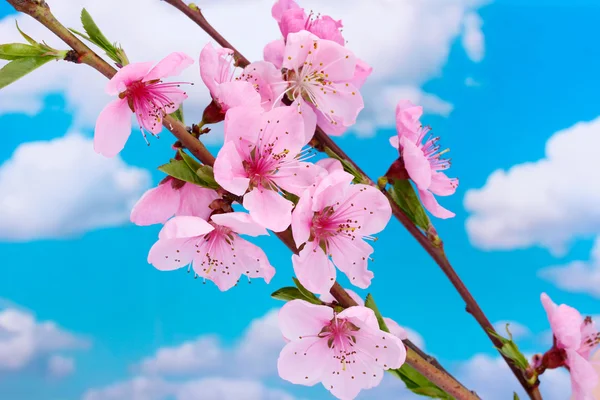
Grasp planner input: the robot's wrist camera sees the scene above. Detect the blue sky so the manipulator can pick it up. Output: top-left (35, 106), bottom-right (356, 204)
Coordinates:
top-left (0, 0), bottom-right (599, 399)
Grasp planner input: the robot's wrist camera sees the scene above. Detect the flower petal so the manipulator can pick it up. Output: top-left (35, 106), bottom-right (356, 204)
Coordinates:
top-left (158, 216), bottom-right (214, 240)
top-left (428, 172), bottom-right (458, 197)
top-left (279, 299), bottom-right (333, 340)
top-left (396, 99), bottom-right (423, 142)
top-left (143, 52), bottom-right (193, 82)
top-left (309, 15), bottom-right (344, 45)
top-left (312, 82), bottom-right (364, 132)
top-left (199, 43), bottom-right (233, 95)
top-left (351, 58), bottom-right (373, 89)
top-left (321, 350), bottom-right (383, 400)
top-left (258, 106), bottom-right (307, 156)
top-left (400, 136), bottom-right (431, 190)
top-left (316, 158), bottom-right (343, 174)
top-left (389, 135), bottom-right (399, 149)
top-left (106, 61), bottom-right (153, 95)
top-left (280, 7), bottom-right (308, 38)
top-left (292, 242), bottom-right (336, 295)
top-left (282, 30), bottom-right (318, 71)
top-left (241, 61), bottom-right (286, 109)
top-left (272, 0), bottom-right (301, 22)
top-left (311, 169), bottom-right (355, 212)
top-left (243, 188), bottom-right (294, 232)
top-left (552, 304), bottom-right (584, 350)
top-left (223, 105), bottom-right (264, 146)
top-left (130, 182), bottom-right (180, 226)
top-left (94, 98), bottom-right (132, 158)
top-left (384, 318), bottom-right (408, 340)
top-left (278, 337), bottom-right (329, 386)
top-left (320, 288), bottom-right (364, 306)
top-left (147, 237), bottom-right (197, 271)
top-left (291, 187), bottom-right (313, 247)
top-left (213, 141), bottom-right (251, 196)
top-left (235, 237), bottom-right (275, 283)
top-left (418, 189), bottom-right (455, 219)
top-left (211, 212), bottom-right (268, 237)
top-left (343, 184), bottom-right (392, 234)
top-left (567, 349), bottom-right (599, 399)
top-left (272, 161), bottom-right (324, 196)
top-left (215, 81), bottom-right (262, 111)
top-left (176, 184), bottom-right (220, 220)
top-left (315, 40), bottom-right (356, 82)
top-left (329, 236), bottom-right (374, 289)
top-left (263, 39), bottom-right (285, 69)
top-left (293, 98), bottom-right (318, 142)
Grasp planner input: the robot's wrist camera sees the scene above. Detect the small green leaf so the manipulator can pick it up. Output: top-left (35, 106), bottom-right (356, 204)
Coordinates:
top-left (74, 8), bottom-right (125, 65)
top-left (389, 179), bottom-right (431, 231)
top-left (0, 56), bottom-right (54, 90)
top-left (170, 105), bottom-right (185, 124)
top-left (488, 329), bottom-right (530, 371)
top-left (196, 165), bottom-right (220, 190)
top-left (15, 21), bottom-right (37, 46)
top-left (178, 149), bottom-right (202, 172)
top-left (271, 287), bottom-right (305, 302)
top-left (158, 159), bottom-right (204, 186)
top-left (0, 43), bottom-right (46, 59)
top-left (292, 278), bottom-right (322, 305)
top-left (514, 393), bottom-right (521, 400)
top-left (364, 294), bottom-right (389, 332)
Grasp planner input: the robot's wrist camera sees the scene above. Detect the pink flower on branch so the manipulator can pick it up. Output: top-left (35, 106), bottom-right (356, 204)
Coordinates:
top-left (272, 0), bottom-right (344, 45)
top-left (214, 105), bottom-right (321, 232)
top-left (199, 42), bottom-right (284, 118)
top-left (278, 31), bottom-right (365, 136)
top-left (277, 300), bottom-right (406, 400)
top-left (391, 100), bottom-right (458, 219)
top-left (147, 212), bottom-right (275, 291)
top-left (291, 169), bottom-right (392, 294)
top-left (94, 52), bottom-right (193, 157)
top-left (538, 293), bottom-right (600, 400)
top-left (130, 180), bottom-right (219, 226)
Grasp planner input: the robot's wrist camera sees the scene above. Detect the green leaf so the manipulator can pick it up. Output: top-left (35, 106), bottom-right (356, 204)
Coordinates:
top-left (364, 294), bottom-right (389, 331)
top-left (513, 393), bottom-right (521, 400)
top-left (196, 165), bottom-right (220, 190)
top-left (15, 21), bottom-right (37, 46)
top-left (158, 159), bottom-right (204, 186)
top-left (178, 149), bottom-right (202, 172)
top-left (271, 287), bottom-right (305, 302)
top-left (74, 8), bottom-right (124, 65)
top-left (170, 105), bottom-right (185, 124)
top-left (292, 277), bottom-right (322, 305)
top-left (488, 328), bottom-right (530, 371)
top-left (389, 179), bottom-right (431, 231)
top-left (0, 43), bottom-right (46, 60)
top-left (0, 56), bottom-right (54, 90)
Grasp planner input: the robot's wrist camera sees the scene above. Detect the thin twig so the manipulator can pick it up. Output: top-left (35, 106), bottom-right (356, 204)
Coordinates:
top-left (159, 1), bottom-right (542, 399)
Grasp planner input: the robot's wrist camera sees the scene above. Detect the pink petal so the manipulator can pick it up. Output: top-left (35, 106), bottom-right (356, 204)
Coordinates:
top-left (280, 8), bottom-right (308, 38)
top-left (319, 288), bottom-right (364, 306)
top-left (215, 81), bottom-right (262, 111)
top-left (263, 39), bottom-right (285, 70)
top-left (241, 61), bottom-right (286, 110)
top-left (315, 40), bottom-right (356, 82)
top-left (552, 304), bottom-right (584, 350)
top-left (338, 306), bottom-right (379, 330)
top-left (400, 136), bottom-right (431, 190)
top-left (311, 81), bottom-right (364, 131)
top-left (143, 52), bottom-right (193, 82)
top-left (158, 216), bottom-right (214, 240)
top-left (106, 61), bottom-right (153, 95)
top-left (243, 188), bottom-right (294, 232)
top-left (309, 16), bottom-right (344, 45)
top-left (211, 212), bottom-right (268, 237)
top-left (199, 43), bottom-right (233, 95)
top-left (94, 98), bottom-right (132, 158)
top-left (384, 318), bottom-right (409, 340)
top-left (279, 300), bottom-right (333, 340)
top-left (272, 161), bottom-right (324, 196)
top-left (353, 327), bottom-right (406, 371)
top-left (351, 58), bottom-right (373, 89)
top-left (223, 105), bottom-right (264, 146)
top-left (130, 182), bottom-right (180, 226)
top-left (567, 349), bottom-right (599, 399)
top-left (321, 350), bottom-right (383, 399)
top-left (311, 170), bottom-right (355, 212)
top-left (272, 0), bottom-right (301, 22)
top-left (278, 337), bottom-right (329, 386)
top-left (329, 236), bottom-right (374, 289)
top-left (541, 292), bottom-right (557, 319)
top-left (389, 135), bottom-right (400, 149)
top-left (176, 184), bottom-right (220, 220)
top-left (147, 237), bottom-right (197, 271)
top-left (213, 141), bottom-right (250, 196)
top-left (282, 31), bottom-right (318, 71)
top-left (316, 158), bottom-right (343, 174)
top-left (343, 184), bottom-right (392, 234)
top-left (160, 89), bottom-right (188, 115)
top-left (396, 100), bottom-right (423, 142)
top-left (293, 98), bottom-right (318, 142)
top-left (418, 189), bottom-right (455, 219)
top-left (258, 106), bottom-right (307, 156)
top-left (291, 188), bottom-right (313, 247)
top-left (429, 172), bottom-right (458, 197)
top-left (292, 242), bottom-right (336, 295)
top-left (235, 237), bottom-right (275, 282)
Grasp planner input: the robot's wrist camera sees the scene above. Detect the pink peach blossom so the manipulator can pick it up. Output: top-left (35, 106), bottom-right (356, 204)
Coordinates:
top-left (147, 213), bottom-right (275, 291)
top-left (94, 52), bottom-right (193, 157)
top-left (541, 293), bottom-right (600, 400)
top-left (213, 105), bottom-right (321, 232)
top-left (272, 0), bottom-right (344, 45)
top-left (199, 43), bottom-right (284, 112)
top-left (390, 100), bottom-right (458, 219)
top-left (291, 169), bottom-right (391, 294)
top-left (130, 181), bottom-right (220, 226)
top-left (277, 300), bottom-right (406, 400)
top-left (278, 31), bottom-right (364, 136)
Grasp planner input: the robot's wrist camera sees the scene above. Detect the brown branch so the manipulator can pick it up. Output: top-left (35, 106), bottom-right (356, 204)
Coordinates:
top-left (159, 1), bottom-right (542, 399)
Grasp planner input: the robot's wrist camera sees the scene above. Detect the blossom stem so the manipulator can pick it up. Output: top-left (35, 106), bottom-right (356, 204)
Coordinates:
top-left (5, 0), bottom-right (214, 165)
top-left (159, 2), bottom-right (542, 399)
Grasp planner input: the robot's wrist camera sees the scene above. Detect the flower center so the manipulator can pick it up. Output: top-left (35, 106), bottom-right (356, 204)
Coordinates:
top-left (311, 204), bottom-right (361, 245)
top-left (319, 316), bottom-right (360, 369)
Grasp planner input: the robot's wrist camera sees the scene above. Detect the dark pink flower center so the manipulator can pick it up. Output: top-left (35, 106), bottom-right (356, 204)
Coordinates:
top-left (319, 317), bottom-right (360, 366)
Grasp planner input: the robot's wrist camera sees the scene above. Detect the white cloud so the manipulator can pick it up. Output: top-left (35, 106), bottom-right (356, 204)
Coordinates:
top-left (0, 0), bottom-right (486, 137)
top-left (83, 376), bottom-right (296, 400)
top-left (492, 321), bottom-right (531, 340)
top-left (456, 354), bottom-right (571, 400)
top-left (47, 355), bottom-right (75, 378)
top-left (0, 133), bottom-right (150, 241)
top-left (0, 307), bottom-right (88, 374)
top-left (136, 309), bottom-right (283, 378)
top-left (464, 76), bottom-right (481, 87)
top-left (539, 236), bottom-right (600, 298)
top-left (465, 116), bottom-right (600, 254)
top-left (462, 12), bottom-right (484, 62)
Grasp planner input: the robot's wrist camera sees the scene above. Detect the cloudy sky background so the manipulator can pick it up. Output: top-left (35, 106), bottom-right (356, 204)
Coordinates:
top-left (0, 0), bottom-right (598, 398)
